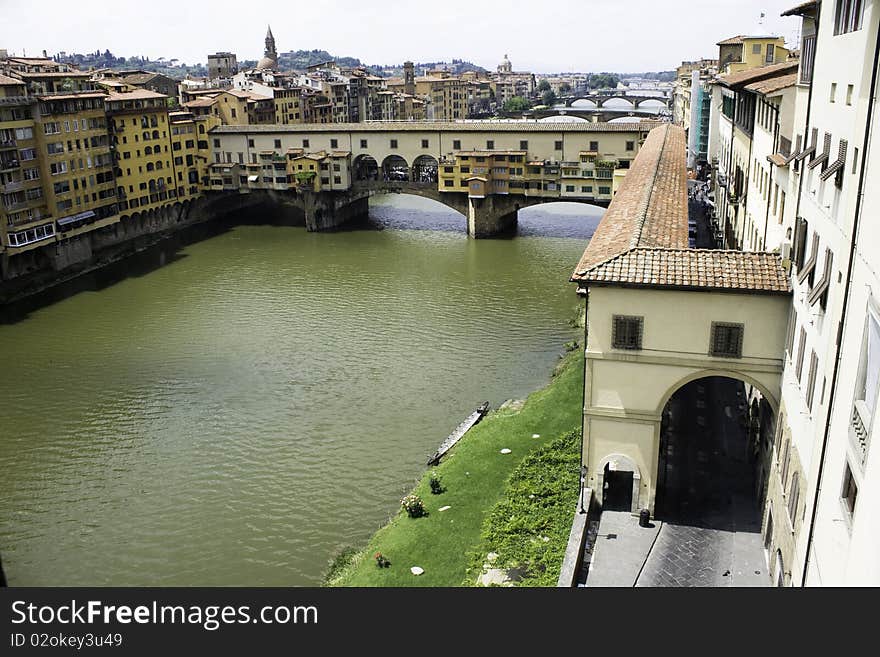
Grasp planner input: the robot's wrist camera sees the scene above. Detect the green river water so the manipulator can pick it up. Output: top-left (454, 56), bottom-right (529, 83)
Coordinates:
top-left (0, 195), bottom-right (601, 585)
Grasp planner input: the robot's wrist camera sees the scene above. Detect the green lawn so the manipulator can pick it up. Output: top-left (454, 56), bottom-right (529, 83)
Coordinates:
top-left (327, 348), bottom-right (584, 587)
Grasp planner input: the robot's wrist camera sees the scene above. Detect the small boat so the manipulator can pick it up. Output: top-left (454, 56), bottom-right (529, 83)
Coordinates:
top-left (427, 402), bottom-right (490, 466)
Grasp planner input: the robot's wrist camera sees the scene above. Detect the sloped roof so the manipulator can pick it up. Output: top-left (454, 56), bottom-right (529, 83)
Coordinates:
top-left (744, 73), bottom-right (798, 95)
top-left (717, 61), bottom-right (799, 88)
top-left (574, 248), bottom-right (790, 294)
top-left (717, 35), bottom-right (746, 45)
top-left (572, 123), bottom-right (688, 275)
top-left (782, 0), bottom-right (818, 16)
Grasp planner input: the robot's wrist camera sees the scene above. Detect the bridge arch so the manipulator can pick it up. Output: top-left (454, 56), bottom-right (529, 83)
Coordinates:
top-left (571, 98), bottom-right (598, 109)
top-left (636, 98), bottom-right (667, 110)
top-left (655, 368), bottom-right (779, 417)
top-left (382, 155), bottom-right (410, 182)
top-left (601, 97), bottom-right (635, 110)
top-left (353, 154), bottom-right (379, 182)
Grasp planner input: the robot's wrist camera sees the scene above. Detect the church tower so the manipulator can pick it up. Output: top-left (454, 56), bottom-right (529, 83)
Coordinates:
top-left (258, 25), bottom-right (278, 70)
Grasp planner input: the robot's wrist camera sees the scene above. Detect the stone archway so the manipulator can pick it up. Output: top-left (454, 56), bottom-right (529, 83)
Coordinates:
top-left (596, 453), bottom-right (642, 514)
top-left (353, 154), bottom-right (378, 182)
top-left (411, 155), bottom-right (438, 184)
top-left (381, 155), bottom-right (409, 182)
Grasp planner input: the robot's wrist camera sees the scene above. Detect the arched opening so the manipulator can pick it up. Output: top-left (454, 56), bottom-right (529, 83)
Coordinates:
top-left (144, 146), bottom-right (153, 155)
top-left (517, 201), bottom-right (606, 239)
top-left (638, 98), bottom-right (667, 111)
top-left (382, 155), bottom-right (409, 182)
top-left (152, 130), bottom-right (160, 140)
top-left (571, 98), bottom-right (598, 109)
top-left (598, 453), bottom-right (641, 513)
top-left (411, 155), bottom-right (438, 183)
top-left (602, 97), bottom-right (636, 110)
top-left (146, 162), bottom-right (155, 172)
top-left (656, 375), bottom-right (776, 526)
top-left (367, 193), bottom-right (467, 233)
top-left (353, 154), bottom-right (378, 182)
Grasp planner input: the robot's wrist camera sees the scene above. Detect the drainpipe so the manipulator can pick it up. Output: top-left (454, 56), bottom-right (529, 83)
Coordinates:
top-left (579, 287), bottom-right (590, 512)
top-left (802, 8), bottom-right (880, 586)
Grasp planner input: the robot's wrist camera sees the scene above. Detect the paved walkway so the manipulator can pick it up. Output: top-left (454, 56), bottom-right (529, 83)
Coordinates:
top-left (580, 510), bottom-right (661, 587)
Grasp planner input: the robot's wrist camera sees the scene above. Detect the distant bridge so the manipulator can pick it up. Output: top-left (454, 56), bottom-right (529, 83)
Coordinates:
top-left (560, 92), bottom-right (672, 109)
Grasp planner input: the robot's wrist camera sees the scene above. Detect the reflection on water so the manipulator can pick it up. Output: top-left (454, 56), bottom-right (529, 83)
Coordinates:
top-left (0, 195), bottom-right (599, 585)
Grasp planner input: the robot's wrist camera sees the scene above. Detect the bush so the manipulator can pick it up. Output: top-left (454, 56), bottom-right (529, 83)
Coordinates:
top-left (429, 471), bottom-right (444, 495)
top-left (401, 494), bottom-right (426, 518)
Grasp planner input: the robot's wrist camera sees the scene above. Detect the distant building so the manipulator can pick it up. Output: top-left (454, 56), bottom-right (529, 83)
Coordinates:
top-left (207, 52), bottom-right (238, 80)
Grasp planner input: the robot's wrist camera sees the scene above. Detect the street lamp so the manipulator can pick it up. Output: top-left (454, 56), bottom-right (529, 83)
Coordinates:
top-left (578, 465), bottom-right (588, 514)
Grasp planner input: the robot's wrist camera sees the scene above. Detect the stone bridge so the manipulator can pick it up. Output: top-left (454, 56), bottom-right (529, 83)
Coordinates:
top-left (561, 93), bottom-right (671, 109)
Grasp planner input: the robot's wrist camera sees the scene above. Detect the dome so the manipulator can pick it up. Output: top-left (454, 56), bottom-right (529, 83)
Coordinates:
top-left (257, 56), bottom-right (276, 70)
top-left (498, 54), bottom-right (512, 73)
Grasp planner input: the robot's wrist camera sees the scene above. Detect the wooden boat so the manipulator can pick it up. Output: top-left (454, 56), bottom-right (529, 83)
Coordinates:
top-left (427, 402), bottom-right (490, 466)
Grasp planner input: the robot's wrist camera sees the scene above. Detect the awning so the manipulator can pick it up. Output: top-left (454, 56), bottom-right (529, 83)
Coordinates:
top-left (807, 248), bottom-right (833, 306)
top-left (820, 138), bottom-right (848, 181)
top-left (807, 133), bottom-right (832, 170)
top-left (57, 210), bottom-right (96, 227)
top-left (247, 175), bottom-right (259, 182)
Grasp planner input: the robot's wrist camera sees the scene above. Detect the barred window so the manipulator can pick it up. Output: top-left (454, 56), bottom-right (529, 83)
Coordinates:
top-left (841, 463), bottom-right (858, 517)
top-left (612, 315), bottom-right (643, 350)
top-left (710, 322), bottom-right (744, 358)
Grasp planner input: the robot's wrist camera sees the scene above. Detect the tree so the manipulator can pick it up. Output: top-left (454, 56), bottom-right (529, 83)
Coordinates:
top-left (502, 96), bottom-right (531, 113)
top-left (541, 89), bottom-right (558, 107)
top-left (537, 79), bottom-right (551, 92)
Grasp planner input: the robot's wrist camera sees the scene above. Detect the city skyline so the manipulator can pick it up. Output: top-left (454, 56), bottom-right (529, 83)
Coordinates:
top-left (1, 0), bottom-right (801, 73)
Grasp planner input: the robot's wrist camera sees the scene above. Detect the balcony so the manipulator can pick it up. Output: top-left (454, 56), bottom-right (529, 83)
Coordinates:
top-left (0, 158), bottom-right (20, 172)
top-left (0, 139), bottom-right (16, 150)
top-left (1, 180), bottom-right (24, 193)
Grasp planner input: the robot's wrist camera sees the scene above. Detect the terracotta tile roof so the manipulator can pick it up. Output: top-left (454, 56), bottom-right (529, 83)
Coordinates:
top-left (781, 0), bottom-right (817, 16)
top-left (572, 123), bottom-right (688, 275)
top-left (212, 121), bottom-right (661, 134)
top-left (0, 74), bottom-right (23, 86)
top-left (573, 248), bottom-right (790, 293)
top-left (184, 97), bottom-right (217, 108)
top-left (744, 73), bottom-right (798, 95)
top-left (717, 35), bottom-right (746, 45)
top-left (717, 61), bottom-right (799, 88)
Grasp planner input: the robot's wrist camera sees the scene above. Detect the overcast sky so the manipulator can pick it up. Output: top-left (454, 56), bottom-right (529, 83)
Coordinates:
top-left (0, 0), bottom-right (803, 73)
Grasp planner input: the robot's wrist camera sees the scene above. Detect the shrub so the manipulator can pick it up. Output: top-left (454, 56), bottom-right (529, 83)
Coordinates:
top-left (429, 471), bottom-right (444, 495)
top-left (401, 494), bottom-right (426, 518)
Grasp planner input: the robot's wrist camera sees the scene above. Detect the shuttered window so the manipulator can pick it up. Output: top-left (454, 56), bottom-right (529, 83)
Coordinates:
top-left (710, 322), bottom-right (744, 359)
top-left (612, 315), bottom-right (643, 350)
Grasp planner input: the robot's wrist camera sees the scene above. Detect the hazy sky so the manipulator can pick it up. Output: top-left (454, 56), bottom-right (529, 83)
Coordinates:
top-left (0, 0), bottom-right (804, 73)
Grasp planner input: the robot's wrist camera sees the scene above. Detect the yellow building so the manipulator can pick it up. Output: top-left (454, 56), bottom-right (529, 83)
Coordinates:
top-left (0, 74), bottom-right (52, 255)
top-left (717, 34), bottom-right (791, 75)
top-left (106, 89), bottom-right (181, 214)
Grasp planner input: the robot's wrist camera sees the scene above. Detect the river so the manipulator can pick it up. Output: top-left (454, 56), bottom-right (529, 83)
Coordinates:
top-left (0, 195), bottom-right (601, 585)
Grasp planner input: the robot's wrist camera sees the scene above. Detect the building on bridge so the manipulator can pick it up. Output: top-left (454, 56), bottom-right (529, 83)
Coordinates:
top-left (206, 121), bottom-right (656, 235)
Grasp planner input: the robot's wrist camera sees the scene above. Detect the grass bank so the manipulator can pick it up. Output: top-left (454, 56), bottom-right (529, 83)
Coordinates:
top-left (327, 347), bottom-right (584, 587)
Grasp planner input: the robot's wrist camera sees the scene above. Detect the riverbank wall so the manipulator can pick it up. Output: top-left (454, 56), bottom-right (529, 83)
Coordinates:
top-left (0, 192), bottom-right (308, 305)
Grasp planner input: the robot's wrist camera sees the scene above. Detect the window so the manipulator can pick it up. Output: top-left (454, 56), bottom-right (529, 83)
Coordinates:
top-left (213, 138), bottom-right (221, 148)
top-left (626, 141), bottom-right (635, 152)
top-left (566, 185), bottom-right (575, 192)
top-left (389, 139), bottom-right (398, 149)
top-left (486, 140), bottom-right (494, 149)
top-left (274, 139), bottom-right (281, 149)
top-left (360, 139), bottom-right (368, 148)
top-left (752, 43), bottom-right (762, 55)
top-left (421, 139), bottom-right (429, 148)
top-left (303, 139), bottom-right (310, 148)
top-left (796, 328), bottom-right (807, 382)
top-left (453, 140), bottom-right (461, 150)
top-left (598, 186), bottom-right (611, 195)
top-left (806, 351), bottom-right (819, 411)
top-left (841, 463), bottom-right (858, 518)
top-left (787, 473), bottom-right (800, 525)
top-left (846, 84), bottom-right (854, 105)
top-left (710, 322), bottom-right (744, 359)
top-left (590, 141), bottom-right (599, 151)
top-left (612, 315), bottom-right (643, 350)
top-left (786, 311), bottom-right (797, 359)
top-left (852, 311), bottom-right (880, 458)
top-left (555, 140), bottom-right (563, 151)
top-left (248, 138), bottom-right (254, 148)
top-left (765, 44), bottom-right (775, 63)
top-left (834, 0), bottom-right (864, 34)
top-left (520, 140), bottom-right (528, 150)
top-left (830, 82), bottom-right (837, 103)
